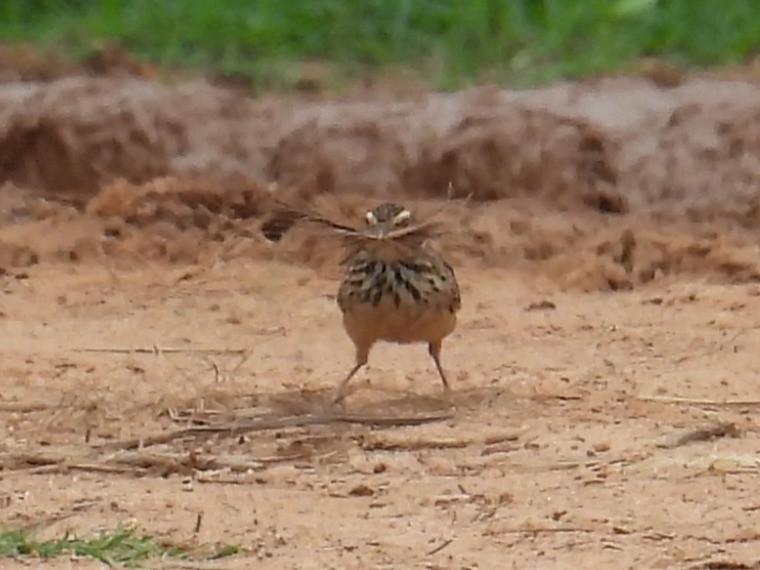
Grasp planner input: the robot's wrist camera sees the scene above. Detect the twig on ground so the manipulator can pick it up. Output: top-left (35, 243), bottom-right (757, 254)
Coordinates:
top-left (74, 347), bottom-right (249, 355)
top-left (638, 395), bottom-right (760, 406)
top-left (487, 526), bottom-right (594, 535)
top-left (660, 422), bottom-right (741, 449)
top-left (361, 436), bottom-right (469, 452)
top-left (0, 403), bottom-right (52, 413)
top-left (99, 411), bottom-right (454, 451)
top-left (427, 538), bottom-right (453, 555)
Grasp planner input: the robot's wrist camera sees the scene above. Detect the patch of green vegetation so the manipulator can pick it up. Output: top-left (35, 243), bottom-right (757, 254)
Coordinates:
top-left (0, 525), bottom-right (241, 567)
top-left (1, 0), bottom-right (758, 90)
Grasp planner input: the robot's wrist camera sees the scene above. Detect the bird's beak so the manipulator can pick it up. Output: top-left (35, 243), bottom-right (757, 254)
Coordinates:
top-left (367, 222), bottom-right (391, 239)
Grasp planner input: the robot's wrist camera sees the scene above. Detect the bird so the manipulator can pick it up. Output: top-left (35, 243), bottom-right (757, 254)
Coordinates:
top-left (332, 202), bottom-right (461, 403)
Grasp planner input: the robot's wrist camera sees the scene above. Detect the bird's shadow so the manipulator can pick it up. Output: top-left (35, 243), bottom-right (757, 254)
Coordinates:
top-left (263, 384), bottom-right (515, 419)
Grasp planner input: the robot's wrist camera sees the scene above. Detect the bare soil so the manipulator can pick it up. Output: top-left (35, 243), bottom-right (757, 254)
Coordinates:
top-left (1, 60), bottom-right (760, 569)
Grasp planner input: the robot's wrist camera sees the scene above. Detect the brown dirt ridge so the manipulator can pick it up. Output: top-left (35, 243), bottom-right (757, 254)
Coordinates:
top-left (1, 75), bottom-right (759, 289)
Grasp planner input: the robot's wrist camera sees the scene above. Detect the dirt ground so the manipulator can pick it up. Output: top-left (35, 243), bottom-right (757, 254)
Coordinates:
top-left (1, 55), bottom-right (760, 569)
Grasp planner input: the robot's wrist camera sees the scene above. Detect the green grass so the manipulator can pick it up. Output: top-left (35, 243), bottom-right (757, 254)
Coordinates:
top-left (0, 525), bottom-right (241, 567)
top-left (1, 0), bottom-right (759, 90)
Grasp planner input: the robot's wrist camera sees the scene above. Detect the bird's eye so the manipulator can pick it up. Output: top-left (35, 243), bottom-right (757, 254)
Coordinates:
top-left (392, 209), bottom-right (411, 225)
top-left (365, 211), bottom-right (378, 225)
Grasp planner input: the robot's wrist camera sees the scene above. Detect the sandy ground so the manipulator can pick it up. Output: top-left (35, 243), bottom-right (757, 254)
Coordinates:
top-left (1, 59), bottom-right (760, 568)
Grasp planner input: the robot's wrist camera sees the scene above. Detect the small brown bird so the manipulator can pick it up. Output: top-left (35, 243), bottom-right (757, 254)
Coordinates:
top-left (333, 202), bottom-right (461, 403)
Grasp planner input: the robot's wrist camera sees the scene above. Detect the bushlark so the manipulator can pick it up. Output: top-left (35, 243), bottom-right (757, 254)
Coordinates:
top-left (333, 202), bottom-right (461, 403)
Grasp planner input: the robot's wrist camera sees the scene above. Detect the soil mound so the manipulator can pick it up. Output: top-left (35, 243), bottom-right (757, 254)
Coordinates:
top-left (0, 74), bottom-right (759, 288)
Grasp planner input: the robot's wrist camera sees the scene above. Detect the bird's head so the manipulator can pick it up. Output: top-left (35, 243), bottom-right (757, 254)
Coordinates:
top-left (363, 202), bottom-right (412, 238)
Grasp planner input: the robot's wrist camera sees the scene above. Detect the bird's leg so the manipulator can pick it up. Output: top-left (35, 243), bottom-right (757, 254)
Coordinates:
top-left (332, 343), bottom-right (370, 404)
top-left (428, 340), bottom-right (451, 395)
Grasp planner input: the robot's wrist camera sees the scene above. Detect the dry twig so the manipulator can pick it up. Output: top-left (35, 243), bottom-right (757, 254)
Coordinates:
top-left (74, 347), bottom-right (249, 355)
top-left (638, 395), bottom-right (760, 407)
top-left (99, 410), bottom-right (454, 452)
